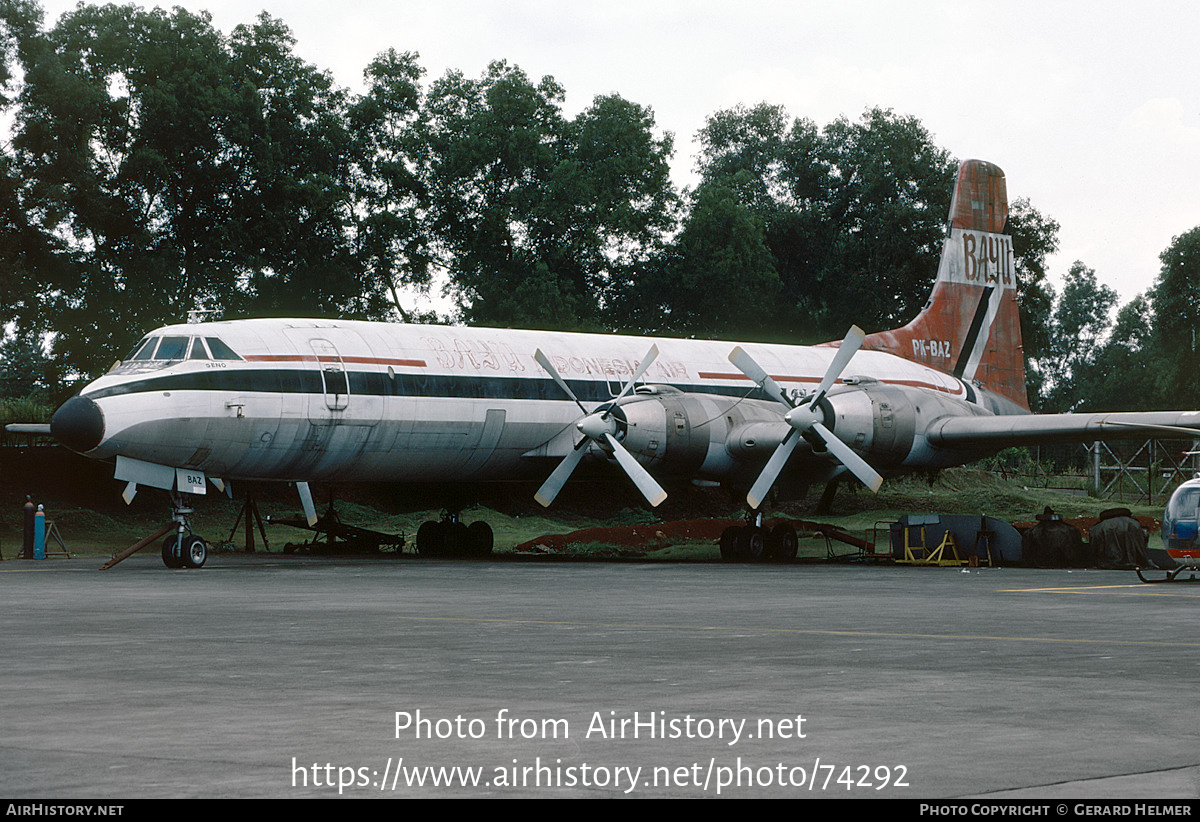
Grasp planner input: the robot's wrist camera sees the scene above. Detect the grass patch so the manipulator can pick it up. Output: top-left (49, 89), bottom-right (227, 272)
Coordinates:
top-left (1, 461), bottom-right (1169, 559)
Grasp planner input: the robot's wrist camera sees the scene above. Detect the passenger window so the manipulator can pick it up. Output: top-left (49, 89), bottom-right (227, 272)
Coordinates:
top-left (188, 338), bottom-right (210, 360)
top-left (205, 337), bottom-right (241, 360)
top-left (155, 336), bottom-right (189, 360)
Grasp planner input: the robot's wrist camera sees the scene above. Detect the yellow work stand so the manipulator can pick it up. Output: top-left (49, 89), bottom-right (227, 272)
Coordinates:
top-left (897, 524), bottom-right (967, 566)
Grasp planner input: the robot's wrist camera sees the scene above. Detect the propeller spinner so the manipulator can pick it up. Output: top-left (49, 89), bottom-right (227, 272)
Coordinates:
top-left (728, 326), bottom-right (883, 509)
top-left (533, 345), bottom-right (667, 508)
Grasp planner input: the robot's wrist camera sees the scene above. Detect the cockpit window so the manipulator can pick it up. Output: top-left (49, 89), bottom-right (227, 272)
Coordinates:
top-left (205, 337), bottom-right (241, 360)
top-left (127, 337), bottom-right (155, 360)
top-left (188, 338), bottom-right (210, 360)
top-left (1168, 488), bottom-right (1200, 519)
top-left (119, 334), bottom-right (241, 366)
top-left (155, 336), bottom-right (189, 360)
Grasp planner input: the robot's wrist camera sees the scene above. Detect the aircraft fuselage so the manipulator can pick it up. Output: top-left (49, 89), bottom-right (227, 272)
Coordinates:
top-left (53, 317), bottom-right (1016, 490)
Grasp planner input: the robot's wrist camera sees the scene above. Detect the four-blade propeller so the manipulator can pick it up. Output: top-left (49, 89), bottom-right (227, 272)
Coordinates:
top-left (533, 345), bottom-right (667, 508)
top-left (728, 326), bottom-right (883, 509)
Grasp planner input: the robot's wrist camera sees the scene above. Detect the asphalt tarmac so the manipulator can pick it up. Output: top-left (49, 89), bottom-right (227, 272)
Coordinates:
top-left (2, 553), bottom-right (1198, 799)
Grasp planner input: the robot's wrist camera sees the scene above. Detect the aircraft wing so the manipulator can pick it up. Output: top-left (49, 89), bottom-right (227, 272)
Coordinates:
top-left (927, 411), bottom-right (1200, 448)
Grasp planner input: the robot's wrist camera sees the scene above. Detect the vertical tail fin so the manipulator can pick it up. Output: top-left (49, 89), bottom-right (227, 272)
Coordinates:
top-left (861, 159), bottom-right (1028, 410)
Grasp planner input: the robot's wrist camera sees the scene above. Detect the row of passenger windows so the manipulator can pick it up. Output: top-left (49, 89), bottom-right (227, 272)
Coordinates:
top-left (125, 335), bottom-right (242, 362)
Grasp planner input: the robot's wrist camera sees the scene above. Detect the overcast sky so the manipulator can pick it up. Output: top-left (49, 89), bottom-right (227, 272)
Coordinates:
top-left (30, 0), bottom-right (1200, 307)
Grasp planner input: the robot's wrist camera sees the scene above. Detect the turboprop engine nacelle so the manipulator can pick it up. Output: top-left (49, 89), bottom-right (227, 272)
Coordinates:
top-left (606, 387), bottom-right (783, 480)
top-left (619, 379), bottom-right (1003, 486)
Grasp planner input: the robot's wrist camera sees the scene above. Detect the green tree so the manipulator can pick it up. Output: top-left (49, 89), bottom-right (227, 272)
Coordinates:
top-left (424, 61), bottom-right (676, 330)
top-left (1034, 261), bottom-right (1117, 412)
top-left (813, 108), bottom-right (956, 336)
top-left (562, 92), bottom-right (676, 325)
top-left (7, 3), bottom-right (243, 373)
top-left (6, 5), bottom-right (368, 375)
top-left (686, 105), bottom-right (1062, 351)
top-left (1152, 227), bottom-right (1200, 408)
top-left (0, 0), bottom-right (56, 335)
top-left (226, 12), bottom-right (361, 317)
top-left (690, 105), bottom-right (957, 342)
top-left (1072, 293), bottom-right (1165, 411)
top-left (424, 61), bottom-right (573, 327)
top-left (347, 48), bottom-right (432, 321)
top-left (620, 174), bottom-right (780, 339)
top-left (0, 333), bottom-right (50, 397)
top-left (1005, 196), bottom-right (1059, 400)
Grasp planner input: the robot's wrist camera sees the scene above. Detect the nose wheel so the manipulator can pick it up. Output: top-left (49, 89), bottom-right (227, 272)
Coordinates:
top-left (161, 493), bottom-right (208, 568)
top-left (162, 533), bottom-right (208, 568)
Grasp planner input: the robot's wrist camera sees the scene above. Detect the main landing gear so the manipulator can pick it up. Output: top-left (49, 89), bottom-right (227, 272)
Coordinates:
top-left (415, 510), bottom-right (494, 558)
top-left (719, 511), bottom-right (798, 563)
top-left (161, 493), bottom-right (208, 569)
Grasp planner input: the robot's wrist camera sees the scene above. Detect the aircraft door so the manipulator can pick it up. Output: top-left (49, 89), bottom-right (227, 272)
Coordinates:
top-left (296, 328), bottom-right (384, 428)
top-left (310, 338), bottom-right (349, 413)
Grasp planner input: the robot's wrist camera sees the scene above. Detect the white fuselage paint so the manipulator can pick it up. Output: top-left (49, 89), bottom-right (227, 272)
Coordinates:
top-left (78, 318), bottom-right (976, 484)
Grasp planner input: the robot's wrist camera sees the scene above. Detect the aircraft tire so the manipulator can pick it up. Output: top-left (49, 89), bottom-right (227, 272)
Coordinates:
top-left (162, 535), bottom-right (185, 569)
top-left (737, 527), bottom-right (766, 562)
top-left (468, 521), bottom-right (493, 557)
top-left (444, 521), bottom-right (470, 556)
top-left (767, 523), bottom-right (798, 563)
top-left (416, 521), bottom-right (443, 557)
top-left (719, 526), bottom-right (741, 562)
top-left (182, 536), bottom-right (208, 569)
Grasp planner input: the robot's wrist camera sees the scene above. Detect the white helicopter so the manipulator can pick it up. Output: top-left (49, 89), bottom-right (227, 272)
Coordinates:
top-left (1142, 477), bottom-right (1200, 582)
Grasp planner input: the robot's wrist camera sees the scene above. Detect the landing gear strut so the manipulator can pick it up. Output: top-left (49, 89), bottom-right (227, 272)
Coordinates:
top-left (161, 493), bottom-right (208, 569)
top-left (415, 510), bottom-right (493, 558)
top-left (719, 511), bottom-right (797, 563)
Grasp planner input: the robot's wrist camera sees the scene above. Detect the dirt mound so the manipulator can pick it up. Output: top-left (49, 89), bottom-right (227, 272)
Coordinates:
top-left (512, 517), bottom-right (740, 552)
top-left (511, 517), bottom-right (871, 553)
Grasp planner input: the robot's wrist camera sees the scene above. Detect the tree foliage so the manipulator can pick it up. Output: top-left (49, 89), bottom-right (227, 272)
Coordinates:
top-left (1032, 261), bottom-right (1117, 412)
top-left (1151, 227), bottom-right (1200, 408)
top-left (1070, 293), bottom-right (1164, 412)
top-left (680, 105), bottom-right (959, 341)
top-left (3, 0), bottom-right (1069, 394)
top-left (423, 61), bottom-right (675, 330)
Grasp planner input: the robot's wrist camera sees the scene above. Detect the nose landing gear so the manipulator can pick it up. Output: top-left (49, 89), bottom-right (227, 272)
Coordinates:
top-left (160, 494), bottom-right (208, 569)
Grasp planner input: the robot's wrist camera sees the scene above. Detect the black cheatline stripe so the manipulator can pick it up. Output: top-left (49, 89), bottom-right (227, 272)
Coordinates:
top-left (952, 286), bottom-right (995, 379)
top-left (84, 368), bottom-right (768, 405)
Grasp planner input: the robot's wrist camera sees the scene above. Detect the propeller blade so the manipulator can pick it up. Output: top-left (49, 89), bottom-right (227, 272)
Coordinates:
top-left (746, 430), bottom-right (800, 510)
top-left (603, 433), bottom-right (667, 507)
top-left (811, 422), bottom-right (883, 493)
top-left (610, 344), bottom-right (659, 405)
top-left (811, 325), bottom-right (865, 405)
top-left (728, 346), bottom-right (793, 410)
top-left (534, 344), bottom-right (668, 508)
top-left (534, 438), bottom-right (589, 507)
top-left (534, 349), bottom-right (587, 415)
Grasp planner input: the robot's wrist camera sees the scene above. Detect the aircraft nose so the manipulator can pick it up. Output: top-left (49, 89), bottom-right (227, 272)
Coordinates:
top-left (51, 395), bottom-right (105, 453)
